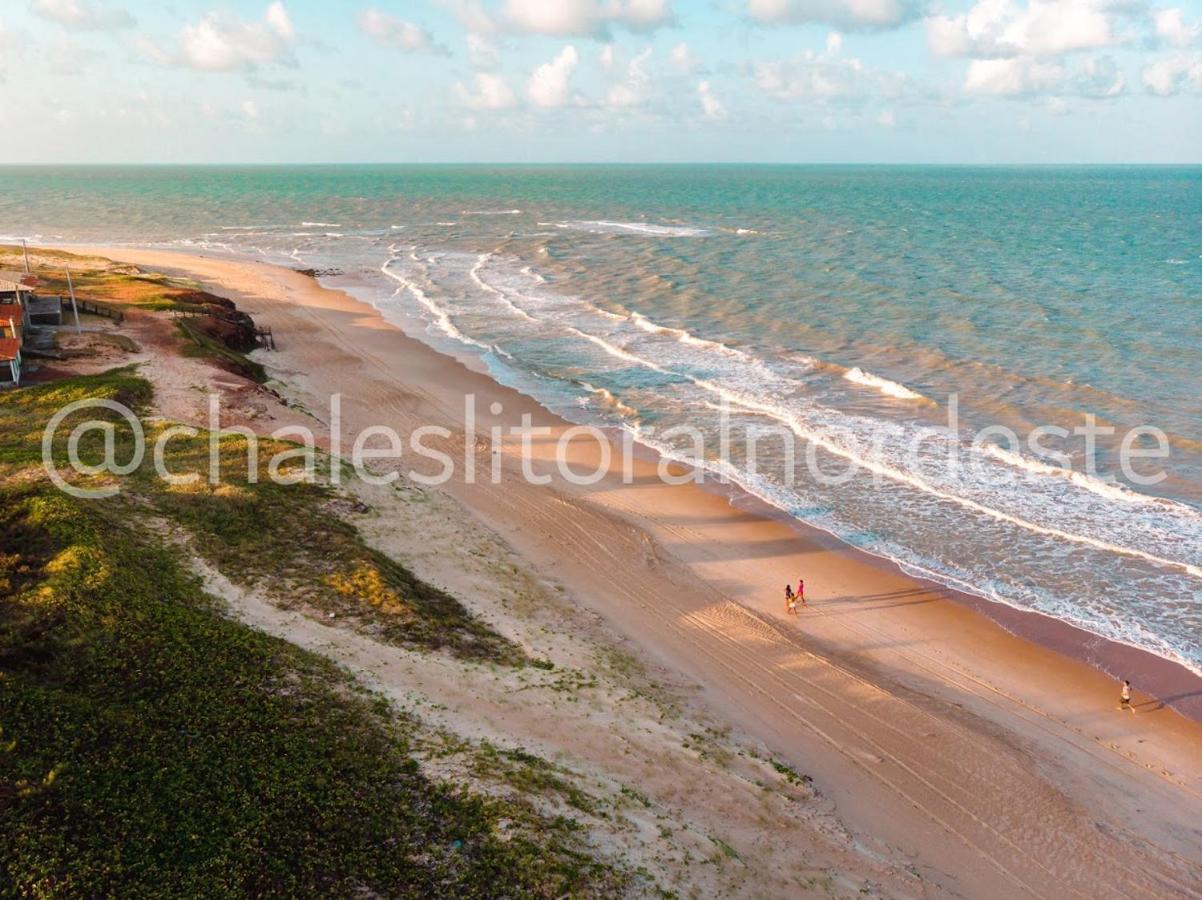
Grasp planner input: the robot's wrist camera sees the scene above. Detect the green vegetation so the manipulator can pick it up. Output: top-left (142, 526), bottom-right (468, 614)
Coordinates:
top-left (175, 319), bottom-right (267, 383)
top-left (0, 371), bottom-right (622, 895)
top-left (0, 245), bottom-right (216, 313)
top-left (769, 758), bottom-right (811, 787)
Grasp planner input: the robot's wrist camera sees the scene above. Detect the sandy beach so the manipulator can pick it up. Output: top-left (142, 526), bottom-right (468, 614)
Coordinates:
top-left (60, 245), bottom-right (1202, 898)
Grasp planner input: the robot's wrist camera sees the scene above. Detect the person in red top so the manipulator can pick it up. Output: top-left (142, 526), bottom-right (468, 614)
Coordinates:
top-left (796, 579), bottom-right (806, 607)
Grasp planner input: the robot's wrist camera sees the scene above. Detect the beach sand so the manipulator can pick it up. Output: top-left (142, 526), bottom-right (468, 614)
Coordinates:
top-left (63, 246), bottom-right (1202, 898)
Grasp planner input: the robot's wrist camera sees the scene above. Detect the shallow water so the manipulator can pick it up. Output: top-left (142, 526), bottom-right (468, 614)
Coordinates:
top-left (2, 164), bottom-right (1199, 671)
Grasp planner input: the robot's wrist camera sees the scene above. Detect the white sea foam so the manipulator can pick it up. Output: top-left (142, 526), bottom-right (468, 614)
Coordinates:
top-left (578, 381), bottom-right (639, 420)
top-left (519, 265), bottom-right (546, 284)
top-left (978, 443), bottom-right (1191, 509)
top-left (843, 367), bottom-right (927, 401)
top-left (379, 246), bottom-right (489, 351)
top-left (557, 220), bottom-right (710, 237)
top-left (463, 209), bottom-right (521, 216)
top-left (301, 221), bottom-right (341, 227)
top-left (553, 320), bottom-right (1202, 582)
top-left (469, 253), bottom-right (538, 323)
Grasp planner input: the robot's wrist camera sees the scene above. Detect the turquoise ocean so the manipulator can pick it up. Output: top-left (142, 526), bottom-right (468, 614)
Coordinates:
top-left (1, 165), bottom-right (1199, 672)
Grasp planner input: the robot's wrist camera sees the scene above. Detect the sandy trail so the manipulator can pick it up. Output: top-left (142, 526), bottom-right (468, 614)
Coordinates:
top-left (68, 246), bottom-right (1202, 899)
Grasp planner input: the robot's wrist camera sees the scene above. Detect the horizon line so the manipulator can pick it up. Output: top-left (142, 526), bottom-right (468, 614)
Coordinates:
top-left (2, 161), bottom-right (1201, 168)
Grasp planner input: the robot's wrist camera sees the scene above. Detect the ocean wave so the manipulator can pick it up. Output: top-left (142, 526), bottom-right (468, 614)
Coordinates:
top-left (559, 322), bottom-right (1202, 581)
top-left (843, 367), bottom-right (928, 401)
top-left (557, 220), bottom-right (710, 237)
top-left (578, 381), bottom-right (639, 421)
top-left (627, 311), bottom-right (755, 360)
top-left (301, 221), bottom-right (341, 227)
top-left (379, 246), bottom-right (489, 352)
top-left (369, 241), bottom-right (1202, 616)
top-left (519, 265), bottom-right (546, 284)
top-left (469, 253), bottom-right (538, 323)
top-left (463, 209), bottom-right (521, 216)
top-left (978, 443), bottom-right (1191, 508)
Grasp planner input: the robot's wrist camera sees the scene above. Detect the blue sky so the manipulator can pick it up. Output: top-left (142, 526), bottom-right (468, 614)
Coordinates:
top-left (1, 0), bottom-right (1200, 162)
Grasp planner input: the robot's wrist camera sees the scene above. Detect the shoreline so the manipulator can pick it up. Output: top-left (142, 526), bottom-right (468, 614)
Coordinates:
top-left (50, 240), bottom-right (1202, 710)
top-left (86, 240), bottom-right (1202, 715)
top-left (714, 479), bottom-right (1202, 717)
top-left (54, 244), bottom-right (1202, 897)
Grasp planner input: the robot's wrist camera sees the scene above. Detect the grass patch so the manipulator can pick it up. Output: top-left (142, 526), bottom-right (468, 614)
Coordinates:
top-left (136, 425), bottom-right (524, 665)
top-left (10, 369), bottom-right (525, 664)
top-left (0, 370), bottom-right (624, 895)
top-left (0, 246), bottom-right (219, 313)
top-left (176, 319), bottom-right (267, 383)
top-left (769, 758), bottom-right (812, 787)
top-left (472, 742), bottom-right (598, 816)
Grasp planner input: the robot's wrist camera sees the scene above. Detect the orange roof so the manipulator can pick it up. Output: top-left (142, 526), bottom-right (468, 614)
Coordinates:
top-left (0, 337), bottom-right (20, 361)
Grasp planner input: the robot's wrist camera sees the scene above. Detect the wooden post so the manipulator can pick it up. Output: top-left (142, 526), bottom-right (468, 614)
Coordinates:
top-left (66, 266), bottom-right (81, 333)
top-left (21, 240), bottom-right (31, 274)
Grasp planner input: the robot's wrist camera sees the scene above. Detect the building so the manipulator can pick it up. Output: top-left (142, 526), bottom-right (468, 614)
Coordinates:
top-left (26, 293), bottom-right (63, 327)
top-left (0, 336), bottom-right (20, 387)
top-left (0, 270), bottom-right (37, 330)
top-left (0, 271), bottom-right (38, 387)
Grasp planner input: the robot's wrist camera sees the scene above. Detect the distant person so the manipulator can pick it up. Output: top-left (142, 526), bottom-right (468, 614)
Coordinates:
top-left (796, 578), bottom-right (806, 607)
top-left (1119, 679), bottom-right (1133, 713)
top-left (784, 584), bottom-right (794, 613)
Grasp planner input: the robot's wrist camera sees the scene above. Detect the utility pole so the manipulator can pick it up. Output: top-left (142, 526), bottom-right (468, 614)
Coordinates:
top-left (66, 266), bottom-right (81, 334)
top-left (21, 240), bottom-right (31, 274)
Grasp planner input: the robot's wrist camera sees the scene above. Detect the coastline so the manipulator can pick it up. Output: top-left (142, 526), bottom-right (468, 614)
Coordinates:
top-left (59, 244), bottom-right (1202, 897)
top-left (71, 241), bottom-right (1202, 717)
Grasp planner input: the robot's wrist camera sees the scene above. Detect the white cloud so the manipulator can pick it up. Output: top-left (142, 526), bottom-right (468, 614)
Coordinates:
top-left (451, 0), bottom-right (501, 35)
top-left (964, 56), bottom-right (1064, 95)
top-left (1142, 52), bottom-right (1202, 94)
top-left (526, 44), bottom-right (580, 107)
top-left (455, 71), bottom-right (518, 108)
top-left (144, 2), bottom-right (297, 72)
top-left (358, 9), bottom-right (446, 54)
top-left (1076, 54), bottom-right (1125, 97)
top-left (599, 43), bottom-right (617, 71)
top-left (876, 108), bottom-right (896, 126)
top-left (240, 98), bottom-right (260, 119)
top-left (747, 0), bottom-right (922, 30)
top-left (697, 80), bottom-right (727, 118)
top-left (264, 1), bottom-right (294, 42)
top-left (754, 31), bottom-right (910, 101)
top-left (31, 0), bottom-right (134, 31)
top-left (502, 0), bottom-right (674, 37)
top-left (671, 41), bottom-right (698, 72)
top-left (604, 46), bottom-right (652, 107)
top-left (926, 0), bottom-right (1121, 60)
top-left (466, 32), bottom-right (500, 68)
top-left (1153, 8), bottom-right (1201, 48)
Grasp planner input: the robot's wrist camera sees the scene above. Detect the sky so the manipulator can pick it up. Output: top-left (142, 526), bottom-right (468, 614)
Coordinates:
top-left (0, 0), bottom-right (1200, 163)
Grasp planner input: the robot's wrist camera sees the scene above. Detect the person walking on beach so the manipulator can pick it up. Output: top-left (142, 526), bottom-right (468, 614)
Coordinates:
top-left (784, 584), bottom-right (794, 614)
top-left (796, 578), bottom-right (806, 608)
top-left (1119, 679), bottom-right (1133, 713)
